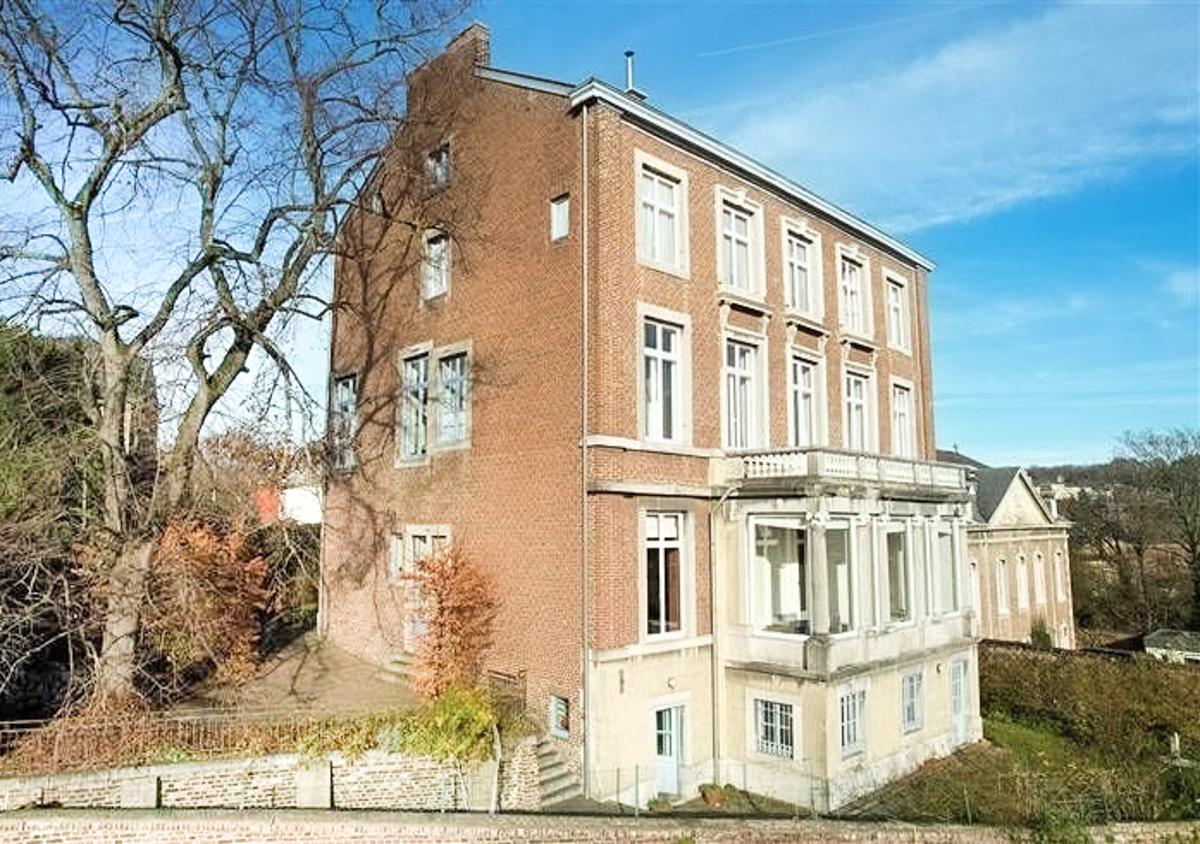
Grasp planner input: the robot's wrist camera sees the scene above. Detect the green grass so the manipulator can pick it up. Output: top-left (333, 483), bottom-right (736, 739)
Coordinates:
top-left (984, 716), bottom-right (1101, 771)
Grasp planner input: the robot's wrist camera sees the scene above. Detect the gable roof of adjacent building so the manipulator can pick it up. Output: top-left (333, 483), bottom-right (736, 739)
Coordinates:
top-left (474, 65), bottom-right (935, 272)
top-left (1144, 629), bottom-right (1200, 655)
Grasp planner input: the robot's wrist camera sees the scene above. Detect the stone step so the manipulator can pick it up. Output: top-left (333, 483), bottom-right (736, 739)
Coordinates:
top-left (542, 781), bottom-right (583, 804)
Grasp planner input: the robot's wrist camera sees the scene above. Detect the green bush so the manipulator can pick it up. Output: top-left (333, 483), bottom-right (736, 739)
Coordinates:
top-left (378, 685), bottom-right (499, 763)
top-left (1030, 617), bottom-right (1053, 650)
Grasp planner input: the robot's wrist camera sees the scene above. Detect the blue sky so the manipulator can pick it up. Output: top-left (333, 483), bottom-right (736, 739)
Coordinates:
top-left (463, 0), bottom-right (1200, 465)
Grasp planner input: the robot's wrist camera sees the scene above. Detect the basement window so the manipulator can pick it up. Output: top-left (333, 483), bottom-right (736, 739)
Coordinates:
top-left (549, 695), bottom-right (570, 739)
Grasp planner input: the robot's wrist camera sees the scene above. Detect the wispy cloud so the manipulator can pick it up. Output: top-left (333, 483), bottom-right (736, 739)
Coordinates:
top-left (708, 2), bottom-right (1199, 232)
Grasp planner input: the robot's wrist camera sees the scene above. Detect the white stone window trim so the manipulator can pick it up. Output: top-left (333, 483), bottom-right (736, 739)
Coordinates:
top-left (1054, 550), bottom-right (1066, 601)
top-left (395, 339), bottom-right (473, 467)
top-left (714, 185), bottom-right (766, 300)
top-left (388, 523), bottom-right (451, 584)
top-left (745, 512), bottom-right (813, 640)
top-left (720, 326), bottom-right (769, 452)
top-left (634, 149), bottom-right (690, 279)
top-left (1016, 553), bottom-right (1030, 610)
top-left (1033, 551), bottom-right (1047, 606)
top-left (637, 303), bottom-right (694, 447)
top-left (835, 242), bottom-right (873, 342)
top-left (744, 687), bottom-right (801, 762)
top-left (841, 362), bottom-right (878, 454)
top-left (787, 346), bottom-right (826, 449)
top-left (901, 669), bottom-right (924, 734)
top-left (889, 374), bottom-right (918, 459)
top-left (637, 508), bottom-right (695, 643)
top-left (883, 268), bottom-right (913, 355)
top-left (780, 215), bottom-right (824, 320)
top-left (934, 521), bottom-right (962, 616)
top-left (825, 517), bottom-right (861, 639)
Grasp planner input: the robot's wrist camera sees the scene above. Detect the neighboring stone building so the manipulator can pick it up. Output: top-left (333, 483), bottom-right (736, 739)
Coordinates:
top-left (1144, 629), bottom-right (1200, 665)
top-left (321, 25), bottom-right (981, 811)
top-left (940, 452), bottom-right (1075, 649)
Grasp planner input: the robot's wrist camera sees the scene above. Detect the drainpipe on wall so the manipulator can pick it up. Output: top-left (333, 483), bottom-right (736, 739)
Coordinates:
top-left (579, 101), bottom-right (591, 797)
top-left (708, 483), bottom-right (736, 786)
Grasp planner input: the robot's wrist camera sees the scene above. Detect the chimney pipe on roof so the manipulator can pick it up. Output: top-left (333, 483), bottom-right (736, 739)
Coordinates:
top-left (623, 50), bottom-right (647, 101)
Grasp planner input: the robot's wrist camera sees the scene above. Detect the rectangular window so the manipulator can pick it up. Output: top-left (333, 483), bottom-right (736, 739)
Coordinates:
top-left (330, 375), bottom-right (357, 470)
top-left (1034, 552), bottom-right (1047, 605)
top-left (891, 383), bottom-right (915, 458)
top-left (639, 166), bottom-right (680, 269)
top-left (720, 202), bottom-right (755, 293)
top-left (400, 354), bottom-right (429, 460)
top-left (887, 528), bottom-right (910, 622)
top-left (827, 526), bottom-right (855, 633)
top-left (839, 256), bottom-right (866, 335)
top-left (644, 512), bottom-right (683, 638)
top-left (426, 143), bottom-right (450, 188)
top-left (752, 520), bottom-right (809, 634)
top-left (1054, 551), bottom-right (1065, 600)
top-left (1017, 554), bottom-right (1029, 610)
top-left (723, 339), bottom-right (758, 450)
top-left (997, 558), bottom-right (1010, 615)
top-left (901, 671), bottom-right (923, 733)
top-left (785, 231), bottom-right (814, 314)
top-left (422, 231), bottom-right (449, 299)
top-left (549, 695), bottom-right (569, 739)
top-left (643, 319), bottom-right (681, 442)
top-left (790, 355), bottom-right (819, 447)
top-left (839, 687), bottom-right (866, 756)
top-left (937, 528), bottom-right (959, 613)
top-left (844, 371), bottom-right (870, 452)
top-left (438, 352), bottom-right (468, 444)
top-left (886, 277), bottom-right (911, 351)
top-left (754, 699), bottom-right (794, 758)
top-left (391, 525), bottom-right (450, 580)
top-left (550, 194), bottom-right (570, 240)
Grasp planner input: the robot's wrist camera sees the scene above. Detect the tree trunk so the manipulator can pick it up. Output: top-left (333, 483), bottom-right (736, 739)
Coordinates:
top-left (93, 538), bottom-right (154, 701)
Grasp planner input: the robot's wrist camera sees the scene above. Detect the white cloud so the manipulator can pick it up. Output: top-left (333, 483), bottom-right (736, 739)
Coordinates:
top-left (1161, 266), bottom-right (1199, 305)
top-left (712, 2), bottom-right (1199, 232)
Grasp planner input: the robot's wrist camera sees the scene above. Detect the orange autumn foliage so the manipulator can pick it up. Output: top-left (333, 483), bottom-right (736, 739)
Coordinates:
top-left (144, 520), bottom-right (268, 687)
top-left (413, 549), bottom-right (497, 699)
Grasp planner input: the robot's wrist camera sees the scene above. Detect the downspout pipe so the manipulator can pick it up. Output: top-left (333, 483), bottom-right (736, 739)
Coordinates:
top-left (708, 482), bottom-right (736, 786)
top-left (579, 101), bottom-right (591, 797)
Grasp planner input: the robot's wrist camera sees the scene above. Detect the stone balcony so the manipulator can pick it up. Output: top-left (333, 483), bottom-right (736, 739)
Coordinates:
top-left (712, 447), bottom-right (969, 498)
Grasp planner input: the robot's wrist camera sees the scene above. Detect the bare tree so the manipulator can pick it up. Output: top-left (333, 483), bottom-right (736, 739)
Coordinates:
top-left (0, 0), bottom-right (466, 701)
top-left (1122, 429), bottom-right (1200, 628)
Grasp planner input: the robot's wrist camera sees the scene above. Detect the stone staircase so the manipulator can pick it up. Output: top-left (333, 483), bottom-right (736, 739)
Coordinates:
top-left (536, 736), bottom-right (582, 806)
top-left (377, 651), bottom-right (417, 686)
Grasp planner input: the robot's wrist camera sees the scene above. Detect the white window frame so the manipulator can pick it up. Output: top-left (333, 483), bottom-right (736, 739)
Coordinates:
top-left (787, 350), bottom-right (824, 448)
top-left (397, 340), bottom-right (472, 465)
top-left (715, 187), bottom-right (765, 299)
top-left (996, 557), bottom-right (1010, 616)
top-left (754, 698), bottom-right (795, 759)
top-left (635, 150), bottom-right (689, 278)
top-left (437, 349), bottom-right (470, 446)
top-left (826, 520), bottom-right (857, 635)
top-left (641, 510), bottom-right (691, 641)
top-left (550, 193), bottom-right (570, 241)
top-left (901, 670), bottom-right (923, 733)
top-left (836, 244), bottom-right (873, 340)
top-left (890, 377), bottom-right (916, 459)
top-left (721, 331), bottom-right (767, 451)
top-left (421, 230), bottom-right (450, 300)
top-left (426, 143), bottom-right (451, 189)
top-left (329, 373), bottom-right (358, 471)
top-left (936, 525), bottom-right (959, 614)
top-left (637, 304), bottom-right (693, 447)
top-left (1016, 554), bottom-right (1030, 610)
top-left (842, 365), bottom-right (876, 453)
top-left (1033, 551), bottom-right (1047, 606)
top-left (884, 270), bottom-right (912, 354)
top-left (549, 694), bottom-right (570, 739)
top-left (838, 683), bottom-right (868, 758)
top-left (399, 349), bottom-right (430, 462)
top-left (748, 515), bottom-right (812, 637)
top-left (642, 318), bottom-right (682, 444)
top-left (885, 523), bottom-right (913, 623)
top-left (780, 216), bottom-right (823, 320)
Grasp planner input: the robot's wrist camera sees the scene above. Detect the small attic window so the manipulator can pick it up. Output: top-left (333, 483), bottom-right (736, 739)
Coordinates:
top-left (427, 144), bottom-right (451, 189)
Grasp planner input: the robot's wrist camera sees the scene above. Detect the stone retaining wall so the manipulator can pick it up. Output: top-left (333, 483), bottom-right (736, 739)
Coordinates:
top-left (0, 809), bottom-right (1195, 843)
top-left (0, 737), bottom-right (541, 813)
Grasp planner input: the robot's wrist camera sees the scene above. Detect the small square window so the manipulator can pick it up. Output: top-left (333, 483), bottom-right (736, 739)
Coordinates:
top-left (550, 194), bottom-right (570, 241)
